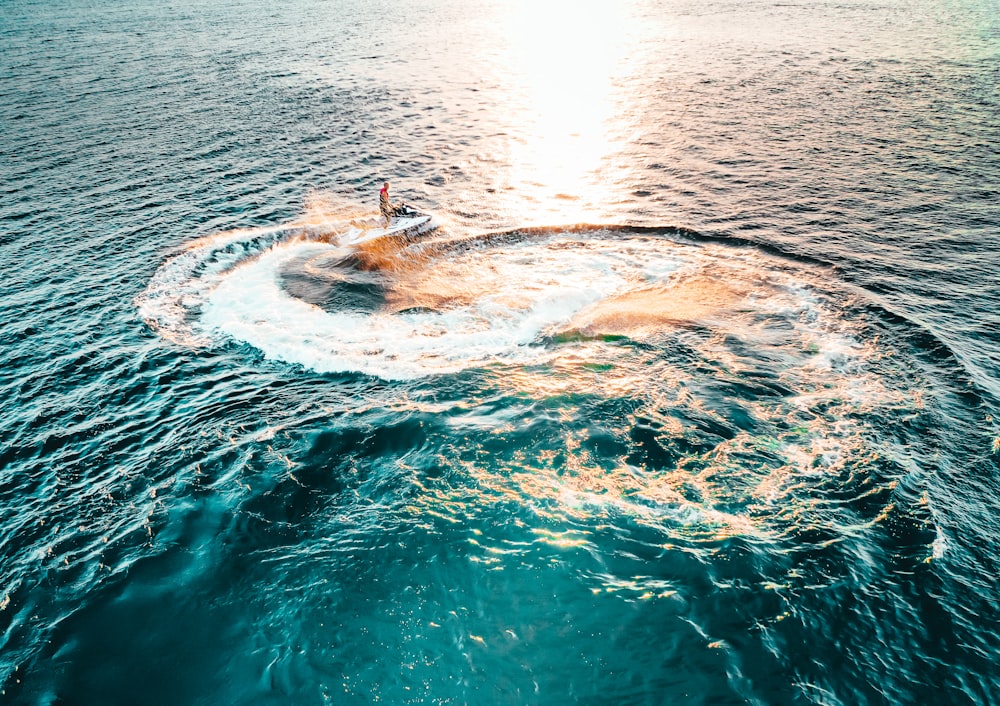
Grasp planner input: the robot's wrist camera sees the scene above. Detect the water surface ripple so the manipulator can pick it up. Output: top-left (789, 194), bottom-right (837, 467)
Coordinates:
top-left (2, 0), bottom-right (999, 704)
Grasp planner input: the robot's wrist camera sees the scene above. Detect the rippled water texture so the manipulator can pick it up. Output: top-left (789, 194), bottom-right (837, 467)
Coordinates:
top-left (2, 0), bottom-right (999, 704)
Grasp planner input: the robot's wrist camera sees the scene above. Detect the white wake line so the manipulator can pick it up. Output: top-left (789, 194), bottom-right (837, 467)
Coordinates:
top-left (199, 239), bottom-right (606, 379)
top-left (136, 220), bottom-right (349, 346)
top-left (139, 224), bottom-right (878, 389)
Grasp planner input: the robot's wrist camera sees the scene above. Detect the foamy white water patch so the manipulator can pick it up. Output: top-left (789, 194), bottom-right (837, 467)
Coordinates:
top-left (135, 225), bottom-right (283, 345)
top-left (135, 214), bottom-right (423, 346)
top-left (141, 223), bottom-right (889, 390)
top-left (135, 221), bottom-right (342, 345)
top-left (200, 237), bottom-right (632, 379)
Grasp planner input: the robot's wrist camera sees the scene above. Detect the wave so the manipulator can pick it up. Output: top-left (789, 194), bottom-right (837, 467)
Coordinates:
top-left (138, 213), bottom-right (952, 560)
top-left (134, 211), bottom-right (436, 347)
top-left (135, 217), bottom-right (898, 381)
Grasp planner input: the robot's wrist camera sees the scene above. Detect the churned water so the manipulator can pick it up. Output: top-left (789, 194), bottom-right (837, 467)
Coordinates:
top-left (2, 0), bottom-right (999, 703)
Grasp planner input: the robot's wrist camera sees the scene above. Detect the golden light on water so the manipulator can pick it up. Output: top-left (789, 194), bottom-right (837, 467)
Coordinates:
top-left (498, 0), bottom-right (639, 224)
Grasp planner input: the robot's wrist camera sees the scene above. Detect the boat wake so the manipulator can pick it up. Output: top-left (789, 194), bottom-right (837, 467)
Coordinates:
top-left (136, 215), bottom-right (942, 560)
top-left (135, 210), bottom-right (436, 349)
top-left (138, 218), bottom-right (877, 381)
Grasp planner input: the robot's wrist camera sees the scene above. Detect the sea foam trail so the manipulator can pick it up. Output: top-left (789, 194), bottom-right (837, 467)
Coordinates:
top-left (135, 216), bottom-right (389, 346)
top-left (140, 222), bottom-right (881, 386)
top-left (200, 235), bottom-right (619, 378)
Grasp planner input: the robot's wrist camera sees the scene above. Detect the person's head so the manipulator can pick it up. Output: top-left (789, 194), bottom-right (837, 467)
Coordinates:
top-left (383, 181), bottom-right (390, 189)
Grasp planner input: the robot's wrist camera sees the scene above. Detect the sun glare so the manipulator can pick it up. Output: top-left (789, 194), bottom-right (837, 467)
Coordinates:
top-left (499, 0), bottom-right (637, 223)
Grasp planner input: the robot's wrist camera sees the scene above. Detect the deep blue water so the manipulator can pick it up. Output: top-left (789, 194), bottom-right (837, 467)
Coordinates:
top-left (2, 0), bottom-right (1000, 703)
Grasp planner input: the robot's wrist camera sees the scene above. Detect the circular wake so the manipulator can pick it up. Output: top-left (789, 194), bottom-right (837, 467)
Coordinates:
top-left (131, 218), bottom-right (947, 700)
top-left (137, 218), bottom-right (939, 556)
top-left (138, 221), bottom-right (873, 382)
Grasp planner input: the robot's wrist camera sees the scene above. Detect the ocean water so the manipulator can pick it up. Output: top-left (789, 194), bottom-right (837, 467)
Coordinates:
top-left (2, 0), bottom-right (999, 703)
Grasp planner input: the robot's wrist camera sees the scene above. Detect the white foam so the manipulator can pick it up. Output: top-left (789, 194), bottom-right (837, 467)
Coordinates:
top-left (134, 215), bottom-right (419, 347)
top-left (931, 525), bottom-right (947, 560)
top-left (141, 223), bottom-right (885, 386)
top-left (199, 237), bottom-right (621, 379)
top-left (136, 223), bottom-right (306, 345)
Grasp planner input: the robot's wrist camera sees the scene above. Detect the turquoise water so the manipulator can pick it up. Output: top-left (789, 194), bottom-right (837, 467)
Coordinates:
top-left (2, 0), bottom-right (999, 703)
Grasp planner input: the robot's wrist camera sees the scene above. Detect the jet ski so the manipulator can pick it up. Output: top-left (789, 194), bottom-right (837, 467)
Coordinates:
top-left (339, 204), bottom-right (436, 247)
